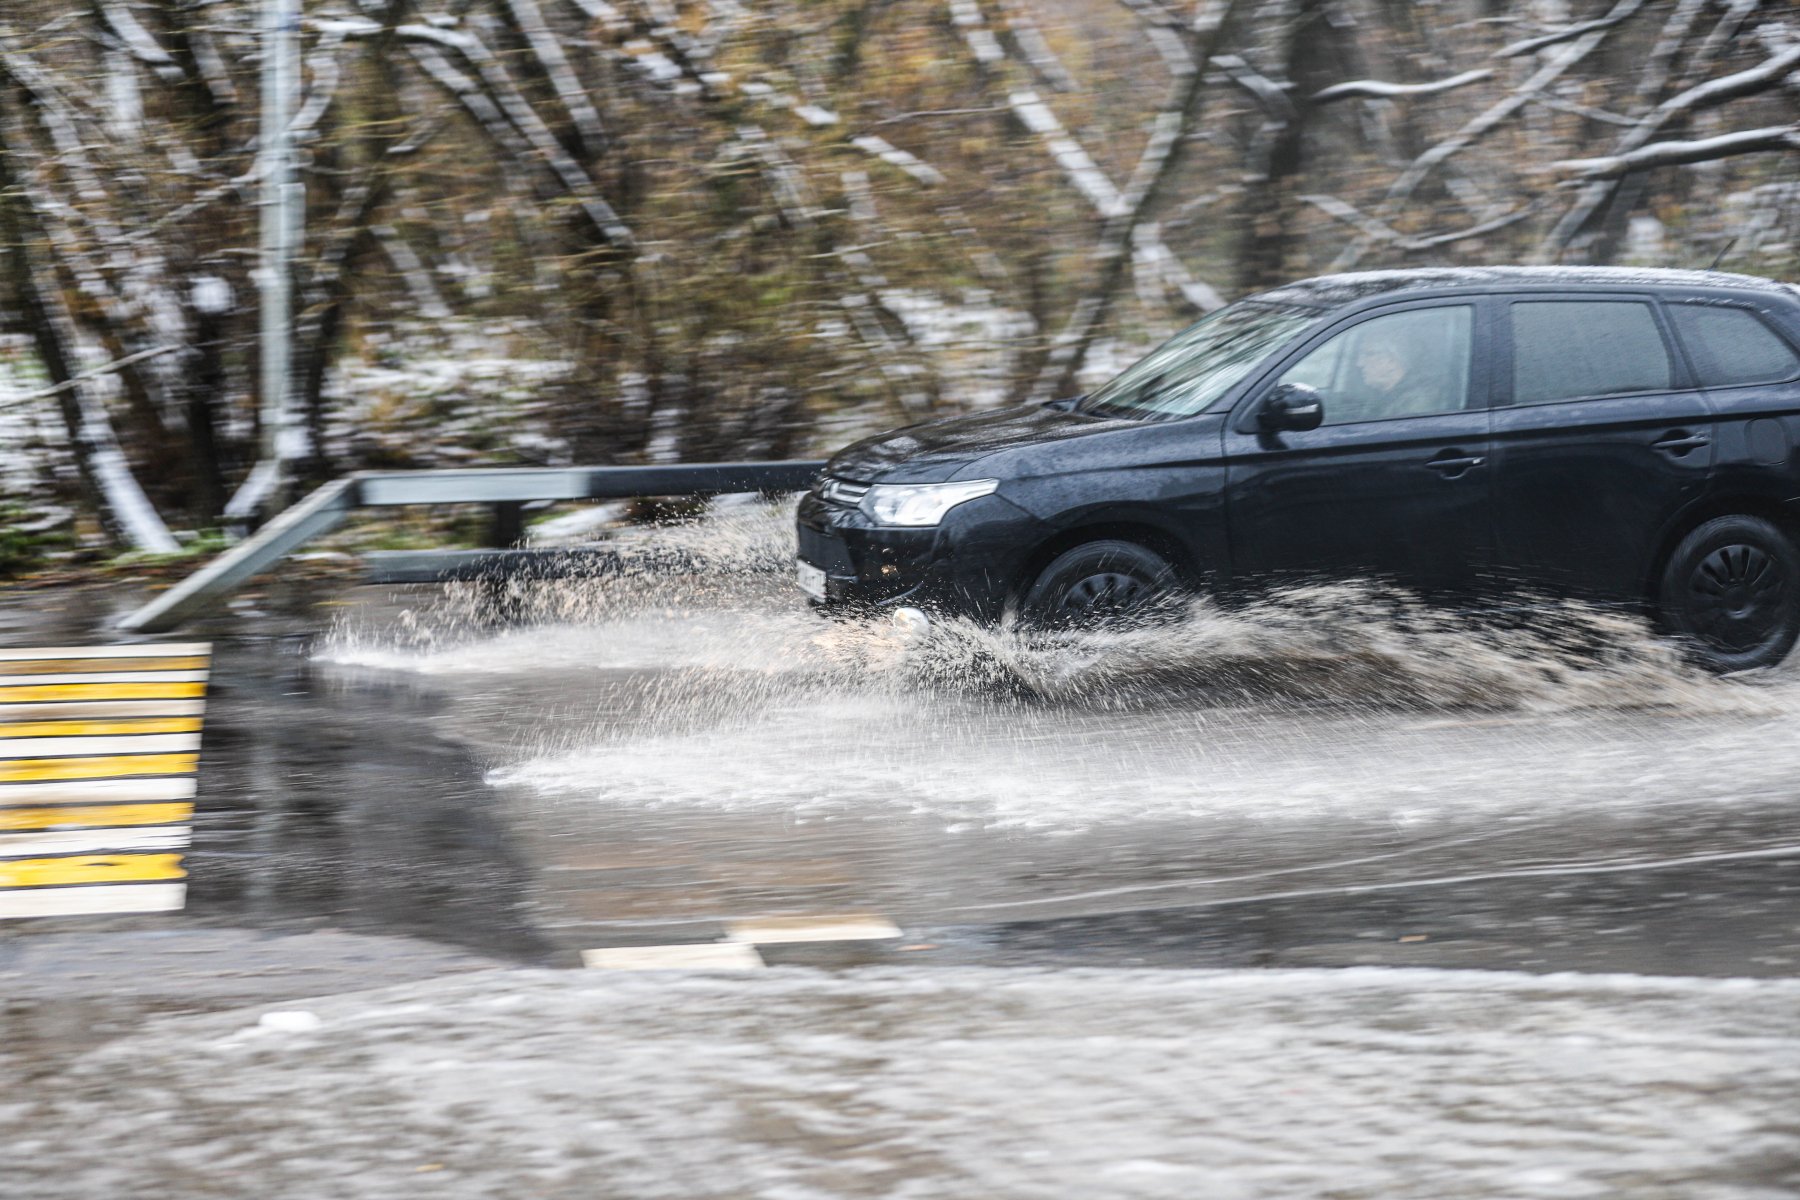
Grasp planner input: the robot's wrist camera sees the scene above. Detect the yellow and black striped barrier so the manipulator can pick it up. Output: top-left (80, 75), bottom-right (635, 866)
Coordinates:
top-left (0, 643), bottom-right (210, 918)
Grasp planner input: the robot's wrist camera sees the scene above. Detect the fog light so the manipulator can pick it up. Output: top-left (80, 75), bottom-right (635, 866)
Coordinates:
top-left (891, 607), bottom-right (931, 636)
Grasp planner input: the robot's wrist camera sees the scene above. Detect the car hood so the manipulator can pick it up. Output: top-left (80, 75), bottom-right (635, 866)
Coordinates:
top-left (827, 403), bottom-right (1113, 484)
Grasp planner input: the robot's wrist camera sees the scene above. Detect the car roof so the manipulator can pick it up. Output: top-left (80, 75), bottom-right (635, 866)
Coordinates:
top-left (1254, 265), bottom-right (1796, 309)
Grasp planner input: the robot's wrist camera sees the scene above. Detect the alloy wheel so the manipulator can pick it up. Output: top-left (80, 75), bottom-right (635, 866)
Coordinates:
top-left (1687, 542), bottom-right (1787, 653)
top-left (1056, 571), bottom-right (1153, 621)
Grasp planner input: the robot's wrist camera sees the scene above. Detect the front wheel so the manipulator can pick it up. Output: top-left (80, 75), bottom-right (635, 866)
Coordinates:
top-left (1657, 515), bottom-right (1800, 673)
top-left (1019, 539), bottom-right (1177, 630)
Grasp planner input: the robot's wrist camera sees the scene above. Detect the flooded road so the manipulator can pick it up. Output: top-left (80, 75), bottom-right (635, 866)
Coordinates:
top-left (10, 502), bottom-right (1800, 1199)
top-left (21, 965), bottom-right (1800, 1200)
top-left (307, 502), bottom-right (1800, 975)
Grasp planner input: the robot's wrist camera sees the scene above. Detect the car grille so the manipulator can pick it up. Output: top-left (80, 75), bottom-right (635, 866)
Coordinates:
top-left (820, 476), bottom-right (871, 508)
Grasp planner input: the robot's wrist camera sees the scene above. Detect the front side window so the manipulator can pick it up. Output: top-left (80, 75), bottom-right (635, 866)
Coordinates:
top-left (1079, 300), bottom-right (1320, 420)
top-left (1667, 304), bottom-right (1800, 388)
top-left (1275, 305), bottom-right (1473, 425)
top-left (1511, 300), bottom-right (1671, 404)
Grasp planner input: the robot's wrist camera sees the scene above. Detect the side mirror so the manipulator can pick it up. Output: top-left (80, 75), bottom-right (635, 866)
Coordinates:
top-left (1256, 382), bottom-right (1325, 433)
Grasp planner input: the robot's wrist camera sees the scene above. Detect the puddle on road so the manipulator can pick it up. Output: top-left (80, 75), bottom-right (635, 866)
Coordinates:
top-left (316, 500), bottom-right (1800, 837)
top-left (309, 496), bottom-right (1800, 949)
top-left (27, 966), bottom-right (1800, 1198)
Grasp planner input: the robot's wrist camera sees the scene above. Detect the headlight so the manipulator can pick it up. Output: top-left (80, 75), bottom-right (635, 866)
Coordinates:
top-left (859, 479), bottom-right (999, 527)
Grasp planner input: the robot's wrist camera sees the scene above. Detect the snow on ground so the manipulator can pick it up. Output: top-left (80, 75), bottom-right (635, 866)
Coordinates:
top-left (320, 319), bottom-right (577, 468)
top-left (9, 965), bottom-right (1800, 1199)
top-left (0, 335), bottom-right (68, 504)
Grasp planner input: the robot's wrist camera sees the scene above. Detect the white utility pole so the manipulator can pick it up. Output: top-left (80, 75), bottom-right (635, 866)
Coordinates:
top-left (226, 0), bottom-right (303, 524)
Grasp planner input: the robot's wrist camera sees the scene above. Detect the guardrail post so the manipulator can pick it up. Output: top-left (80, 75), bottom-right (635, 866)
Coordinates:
top-left (490, 502), bottom-right (525, 548)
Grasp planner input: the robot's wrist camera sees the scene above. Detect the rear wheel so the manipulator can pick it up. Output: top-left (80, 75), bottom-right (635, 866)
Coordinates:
top-left (1020, 539), bottom-right (1176, 630)
top-left (1658, 515), bottom-right (1800, 673)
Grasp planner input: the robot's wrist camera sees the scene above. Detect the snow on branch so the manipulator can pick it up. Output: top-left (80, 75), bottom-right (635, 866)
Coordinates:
top-left (1693, 0), bottom-right (1763, 67)
top-left (1553, 125), bottom-right (1800, 180)
top-left (730, 124), bottom-right (817, 227)
top-left (948, 0), bottom-right (1004, 66)
top-left (1142, 25), bottom-right (1197, 77)
top-left (1211, 54), bottom-right (1294, 121)
top-left (504, 0), bottom-right (609, 155)
top-left (1301, 193), bottom-right (1409, 244)
top-left (1657, 42), bottom-right (1800, 118)
top-left (405, 44), bottom-right (537, 162)
top-left (1346, 0), bottom-right (1630, 231)
top-left (395, 22), bottom-right (634, 247)
top-left (1192, 0), bottom-right (1230, 37)
top-left (565, 0), bottom-right (631, 34)
top-left (1535, 42), bottom-right (1800, 258)
top-left (187, 29), bottom-right (239, 108)
top-left (1496, 2), bottom-right (1647, 59)
top-left (1115, 0), bottom-right (1180, 29)
top-left (848, 136), bottom-right (947, 186)
top-left (1133, 223), bottom-right (1225, 312)
top-left (1007, 91), bottom-right (1122, 215)
top-left (95, 1), bottom-right (183, 81)
top-left (291, 27), bottom-right (349, 142)
top-left (1312, 69), bottom-right (1493, 104)
top-left (999, 0), bottom-right (1080, 91)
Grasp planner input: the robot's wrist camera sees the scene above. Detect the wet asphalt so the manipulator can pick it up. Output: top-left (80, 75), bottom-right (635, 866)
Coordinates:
top-left (4, 565), bottom-right (1800, 1028)
top-left (216, 585), bottom-right (1800, 978)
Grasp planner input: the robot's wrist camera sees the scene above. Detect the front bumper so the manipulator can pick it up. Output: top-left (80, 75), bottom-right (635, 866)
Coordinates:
top-left (794, 486), bottom-right (1044, 623)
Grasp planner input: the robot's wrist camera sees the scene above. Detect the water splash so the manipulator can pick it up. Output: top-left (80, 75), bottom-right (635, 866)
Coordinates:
top-left (321, 497), bottom-right (1767, 713)
top-left (899, 587), bottom-right (1758, 714)
top-left (318, 500), bottom-right (1795, 831)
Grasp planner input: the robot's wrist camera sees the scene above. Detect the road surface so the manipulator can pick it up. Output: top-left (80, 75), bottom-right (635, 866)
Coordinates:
top-left (6, 503), bottom-right (1800, 1197)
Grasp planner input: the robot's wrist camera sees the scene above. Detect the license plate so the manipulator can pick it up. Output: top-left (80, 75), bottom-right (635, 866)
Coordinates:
top-left (795, 558), bottom-right (827, 601)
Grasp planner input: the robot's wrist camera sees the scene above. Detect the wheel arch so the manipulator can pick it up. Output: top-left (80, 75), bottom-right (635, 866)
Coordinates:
top-left (1644, 493), bottom-right (1800, 607)
top-left (1010, 518), bottom-right (1198, 606)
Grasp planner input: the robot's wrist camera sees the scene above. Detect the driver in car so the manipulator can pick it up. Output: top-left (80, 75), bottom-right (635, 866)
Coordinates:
top-left (1349, 328), bottom-right (1441, 420)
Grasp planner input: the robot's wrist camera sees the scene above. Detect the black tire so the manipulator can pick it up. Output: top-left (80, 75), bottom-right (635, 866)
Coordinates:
top-left (1657, 514), bottom-right (1800, 673)
top-left (1020, 539), bottom-right (1177, 630)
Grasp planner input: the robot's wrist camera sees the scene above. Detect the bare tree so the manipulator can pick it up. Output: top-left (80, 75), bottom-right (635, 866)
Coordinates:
top-left (2, 0), bottom-right (1797, 549)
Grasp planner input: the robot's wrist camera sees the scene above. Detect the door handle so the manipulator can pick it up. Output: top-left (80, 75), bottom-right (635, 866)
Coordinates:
top-left (1424, 451), bottom-right (1486, 477)
top-left (1652, 431), bottom-right (1711, 456)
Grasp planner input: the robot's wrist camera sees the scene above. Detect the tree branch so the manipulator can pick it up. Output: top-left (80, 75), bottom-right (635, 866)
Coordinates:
top-left (1304, 193), bottom-right (1542, 249)
top-left (94, 0), bottom-right (182, 81)
top-left (1330, 0), bottom-right (1639, 271)
top-left (502, 0), bottom-right (608, 156)
top-left (1537, 41), bottom-right (1800, 258)
top-left (1312, 68), bottom-right (1492, 104)
top-left (396, 23), bottom-right (634, 247)
top-left (1212, 53), bottom-right (1295, 121)
top-left (1029, 0), bottom-right (1240, 400)
top-left (1496, 5), bottom-right (1647, 59)
top-left (1553, 125), bottom-right (1800, 180)
top-left (0, 343), bottom-right (182, 407)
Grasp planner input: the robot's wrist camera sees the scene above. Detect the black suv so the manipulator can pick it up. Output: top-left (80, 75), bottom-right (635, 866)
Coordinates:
top-left (796, 267), bottom-right (1800, 671)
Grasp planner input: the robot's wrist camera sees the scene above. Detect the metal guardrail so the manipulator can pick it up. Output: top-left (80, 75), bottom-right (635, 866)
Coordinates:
top-left (116, 461), bottom-right (825, 633)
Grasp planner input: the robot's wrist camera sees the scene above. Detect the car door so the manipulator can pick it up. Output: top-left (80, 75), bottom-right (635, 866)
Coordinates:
top-left (1222, 299), bottom-right (1495, 595)
top-left (1489, 294), bottom-right (1713, 601)
top-left (1664, 297), bottom-right (1800, 493)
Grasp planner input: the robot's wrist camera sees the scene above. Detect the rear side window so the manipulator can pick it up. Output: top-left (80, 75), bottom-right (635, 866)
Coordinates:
top-left (1510, 300), bottom-right (1671, 404)
top-left (1667, 305), bottom-right (1800, 387)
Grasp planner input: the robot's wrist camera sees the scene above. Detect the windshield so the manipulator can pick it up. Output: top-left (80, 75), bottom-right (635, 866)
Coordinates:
top-left (1078, 300), bottom-right (1321, 420)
